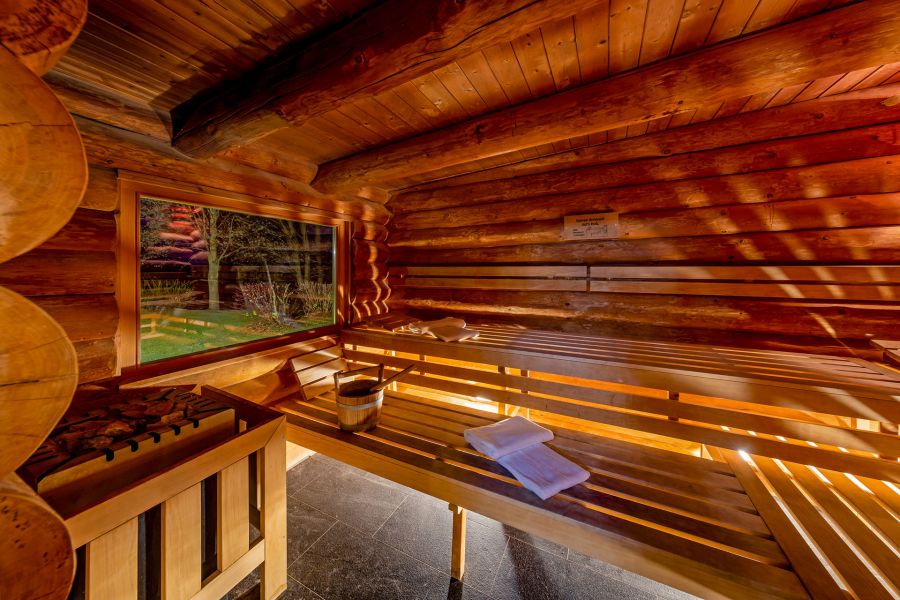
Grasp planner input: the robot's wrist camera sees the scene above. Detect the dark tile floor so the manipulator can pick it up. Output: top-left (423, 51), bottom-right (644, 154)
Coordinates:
top-left (228, 454), bottom-right (697, 600)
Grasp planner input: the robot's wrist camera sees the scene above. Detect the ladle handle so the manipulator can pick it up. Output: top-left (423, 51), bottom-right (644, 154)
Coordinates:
top-left (369, 364), bottom-right (418, 392)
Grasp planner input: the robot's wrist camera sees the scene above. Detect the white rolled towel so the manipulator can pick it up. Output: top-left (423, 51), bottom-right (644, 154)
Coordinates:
top-left (464, 416), bottom-right (553, 459)
top-left (498, 443), bottom-right (590, 500)
top-left (408, 317), bottom-right (466, 334)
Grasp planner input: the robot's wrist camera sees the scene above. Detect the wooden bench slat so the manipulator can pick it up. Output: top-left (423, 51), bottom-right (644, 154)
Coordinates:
top-left (282, 406), bottom-right (808, 599)
top-left (343, 330), bottom-right (900, 423)
top-left (751, 455), bottom-right (895, 600)
top-left (721, 450), bottom-right (847, 600)
top-left (818, 470), bottom-right (900, 549)
top-left (781, 462), bottom-right (900, 582)
top-left (346, 349), bottom-right (900, 459)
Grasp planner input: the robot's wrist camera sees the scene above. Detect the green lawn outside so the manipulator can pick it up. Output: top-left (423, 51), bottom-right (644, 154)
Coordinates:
top-left (140, 308), bottom-right (333, 363)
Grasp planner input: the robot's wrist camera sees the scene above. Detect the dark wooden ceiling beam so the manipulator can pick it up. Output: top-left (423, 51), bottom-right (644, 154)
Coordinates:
top-left (313, 0), bottom-right (900, 192)
top-left (171, 0), bottom-right (607, 158)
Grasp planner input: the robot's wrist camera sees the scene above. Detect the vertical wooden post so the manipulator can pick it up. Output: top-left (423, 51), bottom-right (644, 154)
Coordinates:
top-left (878, 422), bottom-right (898, 460)
top-left (449, 504), bottom-right (467, 580)
top-left (161, 484), bottom-right (202, 600)
top-left (497, 366), bottom-right (509, 415)
top-left (260, 419), bottom-right (287, 600)
top-left (217, 457), bottom-right (250, 571)
top-left (86, 517), bottom-right (138, 600)
top-left (668, 391), bottom-right (680, 422)
top-left (519, 369), bottom-right (531, 419)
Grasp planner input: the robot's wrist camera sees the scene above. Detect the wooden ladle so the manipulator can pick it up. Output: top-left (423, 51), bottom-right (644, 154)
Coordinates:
top-left (370, 364), bottom-right (419, 392)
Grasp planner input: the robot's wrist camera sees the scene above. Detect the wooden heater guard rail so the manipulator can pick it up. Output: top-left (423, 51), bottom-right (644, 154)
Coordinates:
top-left (56, 387), bottom-right (287, 600)
top-left (276, 323), bottom-right (900, 600)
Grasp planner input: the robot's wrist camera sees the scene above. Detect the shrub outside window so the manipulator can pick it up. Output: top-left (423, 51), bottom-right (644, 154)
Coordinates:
top-left (139, 195), bottom-right (336, 363)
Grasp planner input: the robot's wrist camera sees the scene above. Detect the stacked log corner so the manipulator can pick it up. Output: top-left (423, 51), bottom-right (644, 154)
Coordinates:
top-left (0, 4), bottom-right (90, 597)
top-left (351, 220), bottom-right (390, 322)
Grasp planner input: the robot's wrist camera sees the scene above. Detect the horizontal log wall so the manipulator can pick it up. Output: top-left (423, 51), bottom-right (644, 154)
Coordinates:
top-left (387, 103), bottom-right (900, 358)
top-left (0, 168), bottom-right (119, 382)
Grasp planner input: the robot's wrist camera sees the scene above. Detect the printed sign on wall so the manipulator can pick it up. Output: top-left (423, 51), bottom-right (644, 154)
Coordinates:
top-left (562, 213), bottom-right (619, 240)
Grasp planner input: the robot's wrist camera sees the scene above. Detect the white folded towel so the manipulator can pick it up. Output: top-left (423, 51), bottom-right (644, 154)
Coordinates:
top-left (429, 325), bottom-right (479, 342)
top-left (408, 317), bottom-right (466, 334)
top-left (498, 443), bottom-right (590, 500)
top-left (464, 416), bottom-right (553, 459)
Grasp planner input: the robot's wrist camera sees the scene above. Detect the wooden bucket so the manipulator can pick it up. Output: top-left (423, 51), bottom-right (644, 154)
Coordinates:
top-left (334, 366), bottom-right (384, 432)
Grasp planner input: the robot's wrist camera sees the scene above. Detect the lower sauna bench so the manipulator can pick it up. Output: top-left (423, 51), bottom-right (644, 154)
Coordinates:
top-left (272, 322), bottom-right (900, 600)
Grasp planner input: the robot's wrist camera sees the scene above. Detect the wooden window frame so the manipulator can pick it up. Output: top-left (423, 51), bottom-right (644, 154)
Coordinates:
top-left (117, 172), bottom-right (350, 379)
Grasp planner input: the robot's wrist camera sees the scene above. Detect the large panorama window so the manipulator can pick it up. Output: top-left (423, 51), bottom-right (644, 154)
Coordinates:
top-left (139, 196), bottom-right (336, 363)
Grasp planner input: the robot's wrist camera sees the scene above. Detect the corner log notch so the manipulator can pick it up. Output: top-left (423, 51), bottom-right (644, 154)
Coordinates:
top-left (170, 0), bottom-right (605, 158)
top-left (313, 0), bottom-right (900, 192)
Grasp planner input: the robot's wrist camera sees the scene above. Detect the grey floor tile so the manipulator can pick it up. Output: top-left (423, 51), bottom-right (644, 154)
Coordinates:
top-left (468, 512), bottom-right (568, 558)
top-left (287, 454), bottom-right (348, 498)
top-left (227, 570), bottom-right (325, 600)
top-left (373, 493), bottom-right (509, 593)
top-left (567, 549), bottom-right (699, 600)
top-left (294, 460), bottom-right (409, 535)
top-left (424, 576), bottom-right (496, 600)
top-left (290, 521), bottom-right (442, 600)
top-left (490, 538), bottom-right (655, 600)
top-left (287, 501), bottom-right (337, 568)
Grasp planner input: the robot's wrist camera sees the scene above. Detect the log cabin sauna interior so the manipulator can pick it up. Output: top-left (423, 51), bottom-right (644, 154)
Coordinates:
top-left (2, 0), bottom-right (900, 598)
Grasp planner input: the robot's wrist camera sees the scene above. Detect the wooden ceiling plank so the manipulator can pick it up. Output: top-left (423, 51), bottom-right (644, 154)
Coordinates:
top-left (740, 90), bottom-right (780, 113)
top-left (669, 0), bottom-right (721, 55)
top-left (764, 82), bottom-right (811, 108)
top-left (391, 83), bottom-right (900, 192)
top-left (705, 0), bottom-right (759, 44)
top-left (784, 0), bottom-right (832, 20)
top-left (336, 100), bottom-right (402, 140)
top-left (511, 29), bottom-right (557, 97)
top-left (172, 0), bottom-right (609, 157)
top-left (791, 73), bottom-right (843, 102)
top-left (207, 0), bottom-right (297, 48)
top-left (371, 90), bottom-right (433, 132)
top-left (609, 0), bottom-right (649, 74)
top-left (81, 16), bottom-right (213, 83)
top-left (639, 0), bottom-right (684, 65)
top-left (542, 17), bottom-right (582, 92)
top-left (482, 42), bottom-right (533, 105)
top-left (54, 54), bottom-right (161, 103)
top-left (329, 106), bottom-right (392, 146)
top-left (88, 2), bottom-right (254, 74)
top-left (315, 0), bottom-right (900, 191)
top-left (687, 101), bottom-right (722, 124)
top-left (66, 33), bottom-right (189, 90)
top-left (412, 72), bottom-right (471, 124)
top-left (713, 95), bottom-right (751, 118)
top-left (820, 67), bottom-right (881, 97)
top-left (743, 0), bottom-right (796, 33)
top-left (433, 62), bottom-right (490, 117)
top-left (852, 62), bottom-right (900, 90)
top-left (392, 80), bottom-right (453, 127)
top-left (153, 0), bottom-right (274, 58)
top-left (574, 3), bottom-right (611, 82)
top-left (455, 51), bottom-right (512, 111)
top-left (352, 96), bottom-right (420, 138)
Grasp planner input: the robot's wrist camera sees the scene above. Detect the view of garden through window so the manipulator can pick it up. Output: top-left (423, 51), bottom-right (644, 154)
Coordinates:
top-left (139, 196), bottom-right (336, 363)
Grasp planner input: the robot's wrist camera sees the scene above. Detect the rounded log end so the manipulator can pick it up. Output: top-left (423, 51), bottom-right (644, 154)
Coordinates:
top-left (0, 474), bottom-right (74, 600)
top-left (0, 44), bottom-right (87, 263)
top-left (0, 286), bottom-right (78, 478)
top-left (0, 0), bottom-right (88, 75)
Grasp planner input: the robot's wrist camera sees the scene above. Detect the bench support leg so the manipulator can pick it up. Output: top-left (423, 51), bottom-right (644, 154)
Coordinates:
top-left (449, 504), bottom-right (467, 580)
